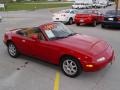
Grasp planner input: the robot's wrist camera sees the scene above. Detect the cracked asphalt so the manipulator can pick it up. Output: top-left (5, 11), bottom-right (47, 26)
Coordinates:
top-left (0, 5), bottom-right (120, 90)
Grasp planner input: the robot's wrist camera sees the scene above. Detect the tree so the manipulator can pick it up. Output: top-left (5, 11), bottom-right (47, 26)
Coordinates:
top-left (0, 0), bottom-right (12, 3)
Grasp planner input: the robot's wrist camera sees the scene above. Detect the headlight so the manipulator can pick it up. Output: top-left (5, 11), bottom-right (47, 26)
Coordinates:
top-left (97, 57), bottom-right (106, 62)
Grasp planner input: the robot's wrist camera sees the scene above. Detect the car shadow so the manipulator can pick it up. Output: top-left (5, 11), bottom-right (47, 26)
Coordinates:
top-left (102, 27), bottom-right (120, 31)
top-left (18, 55), bottom-right (59, 71)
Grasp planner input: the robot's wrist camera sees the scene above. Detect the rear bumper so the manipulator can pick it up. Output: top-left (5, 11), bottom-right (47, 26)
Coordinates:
top-left (81, 47), bottom-right (115, 72)
top-left (102, 21), bottom-right (120, 27)
top-left (52, 17), bottom-right (69, 23)
top-left (75, 18), bottom-right (93, 25)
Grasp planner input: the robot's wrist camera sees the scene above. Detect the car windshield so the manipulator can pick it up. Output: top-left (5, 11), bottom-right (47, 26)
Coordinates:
top-left (106, 10), bottom-right (120, 15)
top-left (42, 23), bottom-right (76, 40)
top-left (78, 10), bottom-right (96, 14)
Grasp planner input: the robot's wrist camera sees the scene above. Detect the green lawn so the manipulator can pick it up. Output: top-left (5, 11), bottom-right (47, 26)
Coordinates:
top-left (0, 2), bottom-right (73, 11)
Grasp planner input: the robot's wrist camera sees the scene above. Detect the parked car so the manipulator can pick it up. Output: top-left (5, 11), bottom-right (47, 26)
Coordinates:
top-left (101, 10), bottom-right (120, 28)
top-left (0, 15), bottom-right (2, 22)
top-left (52, 9), bottom-right (78, 25)
top-left (3, 22), bottom-right (115, 77)
top-left (74, 10), bottom-right (103, 26)
top-left (92, 3), bottom-right (101, 8)
top-left (108, 2), bottom-right (114, 6)
top-left (100, 3), bottom-right (107, 8)
top-left (72, 3), bottom-right (87, 9)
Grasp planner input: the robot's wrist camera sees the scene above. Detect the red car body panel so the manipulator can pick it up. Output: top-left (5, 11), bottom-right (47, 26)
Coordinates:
top-left (74, 13), bottom-right (103, 25)
top-left (3, 22), bottom-right (115, 72)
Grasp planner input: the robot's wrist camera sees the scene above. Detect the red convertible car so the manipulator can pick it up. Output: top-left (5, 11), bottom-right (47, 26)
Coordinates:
top-left (74, 10), bottom-right (104, 26)
top-left (3, 22), bottom-right (114, 77)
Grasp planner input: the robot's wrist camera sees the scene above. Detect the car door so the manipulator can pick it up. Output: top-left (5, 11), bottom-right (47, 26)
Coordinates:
top-left (32, 32), bottom-right (61, 64)
top-left (35, 40), bottom-right (61, 64)
top-left (13, 34), bottom-right (36, 56)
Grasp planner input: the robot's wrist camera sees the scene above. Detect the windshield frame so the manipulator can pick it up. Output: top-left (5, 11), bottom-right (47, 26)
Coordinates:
top-left (41, 23), bottom-right (77, 40)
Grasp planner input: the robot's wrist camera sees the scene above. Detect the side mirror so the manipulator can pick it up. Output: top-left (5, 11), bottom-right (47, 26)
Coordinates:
top-left (30, 34), bottom-right (38, 41)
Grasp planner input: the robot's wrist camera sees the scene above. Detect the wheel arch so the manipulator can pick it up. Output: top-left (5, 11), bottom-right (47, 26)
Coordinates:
top-left (59, 54), bottom-right (81, 66)
top-left (6, 40), bottom-right (13, 46)
top-left (69, 17), bottom-right (73, 20)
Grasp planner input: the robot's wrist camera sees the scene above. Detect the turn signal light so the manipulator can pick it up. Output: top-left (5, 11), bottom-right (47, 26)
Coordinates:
top-left (86, 64), bottom-right (93, 68)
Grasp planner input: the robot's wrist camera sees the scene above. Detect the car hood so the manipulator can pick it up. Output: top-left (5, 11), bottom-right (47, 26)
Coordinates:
top-left (54, 13), bottom-right (68, 16)
top-left (54, 34), bottom-right (108, 55)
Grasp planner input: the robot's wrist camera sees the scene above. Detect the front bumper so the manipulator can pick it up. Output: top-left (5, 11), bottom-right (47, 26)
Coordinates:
top-left (102, 21), bottom-right (120, 28)
top-left (81, 46), bottom-right (115, 72)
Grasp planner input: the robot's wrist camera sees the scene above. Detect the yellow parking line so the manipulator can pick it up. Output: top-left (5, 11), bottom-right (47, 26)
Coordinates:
top-left (54, 71), bottom-right (60, 90)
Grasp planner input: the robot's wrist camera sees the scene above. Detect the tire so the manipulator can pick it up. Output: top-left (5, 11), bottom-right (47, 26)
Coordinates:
top-left (7, 42), bottom-right (19, 58)
top-left (0, 19), bottom-right (2, 22)
top-left (60, 56), bottom-right (82, 78)
top-left (92, 20), bottom-right (97, 27)
top-left (101, 24), bottom-right (106, 28)
top-left (68, 18), bottom-right (73, 25)
top-left (76, 23), bottom-right (80, 26)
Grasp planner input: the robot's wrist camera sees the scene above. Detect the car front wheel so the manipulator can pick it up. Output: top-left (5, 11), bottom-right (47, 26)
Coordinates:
top-left (101, 24), bottom-right (106, 28)
top-left (60, 57), bottom-right (82, 78)
top-left (8, 42), bottom-right (19, 58)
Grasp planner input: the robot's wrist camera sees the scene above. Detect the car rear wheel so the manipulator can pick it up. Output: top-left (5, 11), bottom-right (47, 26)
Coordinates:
top-left (76, 23), bottom-right (80, 26)
top-left (68, 18), bottom-right (73, 25)
top-left (8, 42), bottom-right (19, 58)
top-left (60, 56), bottom-right (82, 78)
top-left (92, 20), bottom-right (97, 27)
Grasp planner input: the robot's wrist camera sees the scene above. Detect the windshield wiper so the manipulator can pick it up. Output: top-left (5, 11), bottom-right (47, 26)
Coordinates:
top-left (67, 33), bottom-right (77, 37)
top-left (51, 36), bottom-right (67, 40)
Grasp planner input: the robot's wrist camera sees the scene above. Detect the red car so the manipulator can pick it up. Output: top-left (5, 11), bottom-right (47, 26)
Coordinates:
top-left (75, 10), bottom-right (104, 26)
top-left (3, 22), bottom-right (114, 77)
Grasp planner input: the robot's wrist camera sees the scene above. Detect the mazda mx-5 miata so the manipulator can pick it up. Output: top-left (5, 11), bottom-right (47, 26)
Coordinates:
top-left (3, 22), bottom-right (115, 77)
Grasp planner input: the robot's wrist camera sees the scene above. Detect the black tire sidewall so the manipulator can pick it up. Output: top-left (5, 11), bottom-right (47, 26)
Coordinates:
top-left (92, 20), bottom-right (97, 27)
top-left (76, 23), bottom-right (80, 26)
top-left (69, 18), bottom-right (73, 25)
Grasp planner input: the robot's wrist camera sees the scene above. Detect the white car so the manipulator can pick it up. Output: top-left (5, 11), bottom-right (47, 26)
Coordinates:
top-left (100, 3), bottom-right (107, 8)
top-left (92, 3), bottom-right (102, 8)
top-left (72, 3), bottom-right (86, 9)
top-left (52, 9), bottom-right (78, 25)
top-left (0, 15), bottom-right (2, 22)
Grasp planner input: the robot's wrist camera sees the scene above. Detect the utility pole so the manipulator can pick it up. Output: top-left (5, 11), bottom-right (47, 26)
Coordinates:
top-left (115, 0), bottom-right (119, 15)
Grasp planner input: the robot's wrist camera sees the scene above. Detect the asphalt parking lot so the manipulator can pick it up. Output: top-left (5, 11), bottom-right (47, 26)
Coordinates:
top-left (0, 5), bottom-right (120, 90)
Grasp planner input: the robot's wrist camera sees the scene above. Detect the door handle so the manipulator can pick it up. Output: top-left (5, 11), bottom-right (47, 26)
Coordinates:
top-left (22, 40), bottom-right (26, 43)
